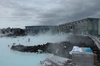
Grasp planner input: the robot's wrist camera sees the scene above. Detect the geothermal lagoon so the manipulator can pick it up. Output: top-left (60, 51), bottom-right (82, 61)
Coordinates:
top-left (0, 33), bottom-right (68, 66)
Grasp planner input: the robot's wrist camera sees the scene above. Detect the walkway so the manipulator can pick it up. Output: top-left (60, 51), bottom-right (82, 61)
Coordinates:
top-left (89, 36), bottom-right (100, 50)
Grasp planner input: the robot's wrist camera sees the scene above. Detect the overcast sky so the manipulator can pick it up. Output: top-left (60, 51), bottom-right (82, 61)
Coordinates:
top-left (0, 0), bottom-right (100, 28)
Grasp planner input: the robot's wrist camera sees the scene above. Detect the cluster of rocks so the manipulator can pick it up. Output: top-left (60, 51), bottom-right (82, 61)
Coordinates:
top-left (11, 42), bottom-right (73, 54)
top-left (11, 43), bottom-right (48, 53)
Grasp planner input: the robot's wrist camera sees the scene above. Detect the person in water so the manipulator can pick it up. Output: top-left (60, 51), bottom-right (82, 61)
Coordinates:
top-left (8, 45), bottom-right (10, 47)
top-left (28, 38), bottom-right (30, 42)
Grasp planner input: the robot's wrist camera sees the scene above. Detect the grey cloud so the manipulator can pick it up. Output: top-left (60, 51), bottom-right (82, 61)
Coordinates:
top-left (38, 0), bottom-right (100, 25)
top-left (0, 0), bottom-right (100, 28)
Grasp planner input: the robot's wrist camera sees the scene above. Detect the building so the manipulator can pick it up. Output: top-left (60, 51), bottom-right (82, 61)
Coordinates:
top-left (25, 18), bottom-right (100, 36)
top-left (25, 26), bottom-right (58, 35)
top-left (59, 18), bottom-right (100, 36)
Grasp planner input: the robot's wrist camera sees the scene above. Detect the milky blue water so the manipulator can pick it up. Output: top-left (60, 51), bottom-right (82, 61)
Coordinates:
top-left (0, 33), bottom-right (68, 66)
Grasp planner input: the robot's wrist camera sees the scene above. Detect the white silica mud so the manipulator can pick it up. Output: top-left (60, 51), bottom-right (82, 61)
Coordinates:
top-left (0, 33), bottom-right (68, 66)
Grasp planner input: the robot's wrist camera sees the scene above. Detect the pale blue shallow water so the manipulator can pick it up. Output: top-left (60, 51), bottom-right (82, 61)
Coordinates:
top-left (0, 33), bottom-right (68, 66)
top-left (0, 37), bottom-right (49, 66)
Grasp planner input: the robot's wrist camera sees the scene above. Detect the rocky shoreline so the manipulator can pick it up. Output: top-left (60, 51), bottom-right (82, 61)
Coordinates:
top-left (11, 42), bottom-right (74, 56)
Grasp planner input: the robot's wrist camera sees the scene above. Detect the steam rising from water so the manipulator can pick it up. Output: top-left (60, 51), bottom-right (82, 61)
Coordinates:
top-left (0, 32), bottom-right (69, 66)
top-left (12, 32), bottom-right (69, 46)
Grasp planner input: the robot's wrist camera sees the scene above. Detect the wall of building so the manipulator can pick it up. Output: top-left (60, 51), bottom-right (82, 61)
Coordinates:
top-left (73, 19), bottom-right (89, 35)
